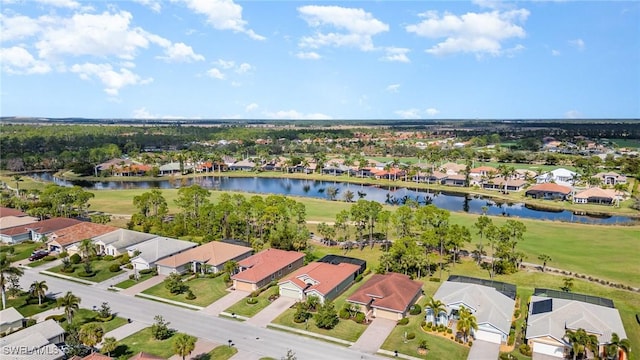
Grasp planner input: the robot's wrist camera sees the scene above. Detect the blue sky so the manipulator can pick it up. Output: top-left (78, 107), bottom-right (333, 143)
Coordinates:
top-left (1, 0), bottom-right (638, 120)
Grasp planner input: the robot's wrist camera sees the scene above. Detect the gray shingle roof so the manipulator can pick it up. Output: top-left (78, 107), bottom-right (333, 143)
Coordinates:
top-left (0, 307), bottom-right (24, 325)
top-left (94, 229), bottom-right (156, 252)
top-left (128, 236), bottom-right (197, 264)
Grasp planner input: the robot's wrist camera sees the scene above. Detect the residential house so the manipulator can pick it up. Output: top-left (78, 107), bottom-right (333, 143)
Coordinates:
top-left (128, 236), bottom-right (197, 271)
top-left (0, 319), bottom-right (65, 360)
top-left (470, 166), bottom-right (498, 178)
top-left (427, 276), bottom-right (516, 344)
top-left (0, 307), bottom-right (24, 334)
top-left (481, 177), bottom-right (527, 192)
top-left (514, 169), bottom-right (537, 181)
top-left (232, 249), bottom-right (305, 292)
top-left (536, 168), bottom-right (577, 186)
top-left (372, 168), bottom-right (405, 181)
top-left (525, 183), bottom-right (572, 201)
top-left (114, 163), bottom-right (151, 177)
top-left (159, 162), bottom-right (192, 175)
top-left (93, 229), bottom-right (156, 257)
top-left (347, 273), bottom-right (423, 321)
top-left (278, 262), bottom-right (360, 304)
top-left (0, 225), bottom-right (32, 244)
top-left (228, 159), bottom-right (256, 171)
top-left (46, 222), bottom-right (117, 253)
top-left (412, 171), bottom-right (448, 184)
top-left (444, 174), bottom-right (467, 187)
top-left (593, 171), bottom-right (627, 186)
top-left (155, 241), bottom-right (253, 276)
top-left (573, 187), bottom-right (623, 205)
top-left (439, 162), bottom-right (466, 175)
top-left (96, 158), bottom-right (133, 175)
top-left (27, 217), bottom-right (82, 242)
top-left (322, 163), bottom-right (354, 176)
top-left (0, 216), bottom-right (39, 231)
top-left (0, 207), bottom-right (26, 218)
top-left (525, 289), bottom-right (627, 359)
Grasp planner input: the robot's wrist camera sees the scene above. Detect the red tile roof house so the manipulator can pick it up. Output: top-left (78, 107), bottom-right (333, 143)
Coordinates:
top-left (1, 225), bottom-right (32, 244)
top-left (0, 207), bottom-right (27, 218)
top-left (26, 217), bottom-right (82, 242)
top-left (524, 183), bottom-right (572, 201)
top-left (278, 262), bottom-right (360, 304)
top-left (347, 272), bottom-right (423, 321)
top-left (155, 241), bottom-right (253, 276)
top-left (231, 249), bottom-right (305, 292)
top-left (46, 222), bottom-right (117, 253)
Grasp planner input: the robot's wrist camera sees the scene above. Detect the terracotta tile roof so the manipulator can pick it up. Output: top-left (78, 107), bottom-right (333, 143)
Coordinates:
top-left (81, 353), bottom-right (113, 360)
top-left (49, 222), bottom-right (117, 247)
top-left (279, 262), bottom-right (360, 297)
top-left (574, 187), bottom-right (621, 199)
top-left (470, 166), bottom-right (497, 173)
top-left (486, 177), bottom-right (528, 187)
top-left (0, 225), bottom-right (30, 236)
top-left (156, 241), bottom-right (252, 268)
top-left (347, 273), bottom-right (423, 313)
top-left (232, 249), bottom-right (305, 284)
top-left (526, 183), bottom-right (572, 194)
top-left (25, 217), bottom-right (82, 235)
top-left (0, 207), bottom-right (26, 218)
top-left (128, 352), bottom-right (165, 360)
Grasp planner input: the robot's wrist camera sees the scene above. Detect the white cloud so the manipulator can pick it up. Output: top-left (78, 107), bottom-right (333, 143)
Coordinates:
top-left (132, 107), bottom-right (155, 118)
top-left (70, 62), bottom-right (152, 96)
top-left (551, 49), bottom-right (561, 56)
top-left (0, 46), bottom-right (51, 74)
top-left (406, 8), bottom-right (529, 57)
top-left (395, 108), bottom-right (422, 119)
top-left (296, 51), bottom-right (321, 60)
top-left (158, 42), bottom-right (204, 63)
top-left (215, 59), bottom-right (235, 69)
top-left (569, 38), bottom-right (585, 50)
top-left (0, 14), bottom-right (43, 42)
top-left (298, 5), bottom-right (389, 51)
top-left (426, 108), bottom-right (440, 116)
top-left (206, 67), bottom-right (225, 79)
top-left (133, 0), bottom-right (162, 13)
top-left (565, 110), bottom-right (581, 119)
top-left (264, 109), bottom-right (333, 120)
top-left (236, 62), bottom-right (252, 74)
top-left (175, 0), bottom-right (265, 40)
top-left (34, 0), bottom-right (81, 9)
top-left (386, 84), bottom-right (400, 93)
top-left (381, 47), bottom-right (410, 62)
top-left (245, 103), bottom-right (259, 112)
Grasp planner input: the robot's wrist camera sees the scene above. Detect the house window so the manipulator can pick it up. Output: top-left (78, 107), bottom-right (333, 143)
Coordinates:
top-left (271, 274), bottom-right (275, 280)
top-left (288, 264), bottom-right (292, 269)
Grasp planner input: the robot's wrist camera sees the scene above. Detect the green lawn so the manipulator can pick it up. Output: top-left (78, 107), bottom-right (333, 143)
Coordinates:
top-left (225, 286), bottom-right (280, 318)
top-left (272, 275), bottom-right (373, 343)
top-left (112, 327), bottom-right (177, 359)
top-left (0, 242), bottom-right (41, 262)
top-left (5, 292), bottom-right (58, 317)
top-left (142, 275), bottom-right (230, 307)
top-left (114, 272), bottom-right (156, 289)
top-left (205, 345), bottom-right (238, 360)
top-left (48, 258), bottom-right (124, 283)
top-left (66, 308), bottom-right (128, 333)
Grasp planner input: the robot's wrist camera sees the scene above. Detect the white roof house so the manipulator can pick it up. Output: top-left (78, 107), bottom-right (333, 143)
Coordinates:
top-left (526, 294), bottom-right (627, 359)
top-left (537, 168), bottom-right (577, 186)
top-left (93, 229), bottom-right (156, 256)
top-left (0, 319), bottom-right (65, 360)
top-left (128, 236), bottom-right (198, 270)
top-left (0, 307), bottom-right (24, 334)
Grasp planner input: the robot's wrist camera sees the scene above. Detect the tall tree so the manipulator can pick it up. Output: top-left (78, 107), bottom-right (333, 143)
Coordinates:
top-left (426, 297), bottom-right (446, 326)
top-left (0, 254), bottom-right (24, 309)
top-left (100, 337), bottom-right (118, 357)
top-left (172, 333), bottom-right (197, 360)
top-left (57, 291), bottom-right (81, 323)
top-left (473, 214), bottom-right (493, 265)
top-left (456, 306), bottom-right (478, 343)
top-left (537, 254), bottom-right (552, 272)
top-left (29, 280), bottom-right (48, 306)
top-left (78, 322), bottom-right (104, 349)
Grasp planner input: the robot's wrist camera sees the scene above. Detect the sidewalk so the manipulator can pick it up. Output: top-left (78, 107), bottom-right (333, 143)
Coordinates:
top-left (168, 338), bottom-right (217, 360)
top-left (199, 289), bottom-right (248, 316)
top-left (246, 297), bottom-right (295, 327)
top-left (120, 275), bottom-right (166, 296)
top-left (95, 269), bottom-right (134, 290)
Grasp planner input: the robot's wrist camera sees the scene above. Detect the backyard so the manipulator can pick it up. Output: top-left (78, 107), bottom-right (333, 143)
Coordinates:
top-left (141, 275), bottom-right (230, 307)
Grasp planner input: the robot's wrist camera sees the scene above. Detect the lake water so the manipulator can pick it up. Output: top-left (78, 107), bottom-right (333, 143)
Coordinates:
top-left (31, 173), bottom-right (639, 225)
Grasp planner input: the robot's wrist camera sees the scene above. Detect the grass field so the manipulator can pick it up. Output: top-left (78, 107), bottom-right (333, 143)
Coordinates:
top-left (142, 276), bottom-right (229, 307)
top-left (115, 272), bottom-right (156, 289)
top-left (67, 308), bottom-right (128, 333)
top-left (0, 242), bottom-right (41, 262)
top-left (48, 258), bottom-right (124, 283)
top-left (225, 286), bottom-right (279, 318)
top-left (6, 292), bottom-right (58, 317)
top-left (112, 327), bottom-right (176, 359)
top-left (207, 345), bottom-right (238, 360)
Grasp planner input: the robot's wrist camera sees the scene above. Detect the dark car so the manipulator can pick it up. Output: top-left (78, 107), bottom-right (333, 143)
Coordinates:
top-left (28, 250), bottom-right (49, 261)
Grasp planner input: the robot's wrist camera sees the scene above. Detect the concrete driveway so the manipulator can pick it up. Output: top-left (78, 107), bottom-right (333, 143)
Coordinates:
top-left (200, 289), bottom-right (249, 316)
top-left (120, 275), bottom-right (166, 296)
top-left (350, 318), bottom-right (397, 354)
top-left (467, 340), bottom-right (500, 360)
top-left (246, 296), bottom-right (296, 327)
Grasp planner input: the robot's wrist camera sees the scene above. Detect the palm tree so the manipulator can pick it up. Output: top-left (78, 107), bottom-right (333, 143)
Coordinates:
top-left (29, 280), bottom-right (48, 306)
top-left (1, 253), bottom-right (24, 309)
top-left (606, 332), bottom-right (631, 360)
top-left (78, 238), bottom-right (96, 260)
top-left (426, 297), bottom-right (447, 326)
top-left (57, 291), bottom-right (81, 323)
top-left (538, 254), bottom-right (552, 272)
top-left (101, 337), bottom-right (118, 356)
top-left (456, 306), bottom-right (478, 343)
top-left (565, 328), bottom-right (598, 360)
top-left (13, 175), bottom-right (23, 196)
top-left (172, 333), bottom-right (197, 360)
top-left (343, 190), bottom-right (355, 202)
top-left (79, 322), bottom-right (104, 349)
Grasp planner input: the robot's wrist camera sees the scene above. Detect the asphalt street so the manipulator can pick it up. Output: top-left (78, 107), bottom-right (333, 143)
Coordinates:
top-left (19, 268), bottom-right (385, 360)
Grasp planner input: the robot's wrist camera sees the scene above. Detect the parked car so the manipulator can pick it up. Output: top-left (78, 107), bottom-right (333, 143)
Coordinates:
top-left (28, 250), bottom-right (49, 261)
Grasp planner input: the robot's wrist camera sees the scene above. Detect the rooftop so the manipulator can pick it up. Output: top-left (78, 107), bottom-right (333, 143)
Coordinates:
top-left (232, 248), bottom-right (305, 284)
top-left (279, 262), bottom-right (360, 297)
top-left (49, 222), bottom-right (117, 246)
top-left (0, 207), bottom-right (27, 218)
top-left (25, 217), bottom-right (82, 235)
top-left (156, 241), bottom-right (252, 268)
top-left (526, 183), bottom-right (572, 194)
top-left (347, 272), bottom-right (423, 313)
top-left (0, 215), bottom-right (39, 230)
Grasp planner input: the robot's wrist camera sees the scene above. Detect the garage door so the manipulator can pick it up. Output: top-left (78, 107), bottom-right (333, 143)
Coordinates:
top-left (474, 330), bottom-right (502, 344)
top-left (234, 280), bottom-right (255, 292)
top-left (375, 309), bottom-right (400, 321)
top-left (279, 286), bottom-right (302, 300)
top-left (533, 342), bottom-right (565, 358)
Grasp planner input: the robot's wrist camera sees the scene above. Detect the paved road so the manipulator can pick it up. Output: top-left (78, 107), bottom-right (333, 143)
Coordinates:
top-left (19, 268), bottom-right (384, 360)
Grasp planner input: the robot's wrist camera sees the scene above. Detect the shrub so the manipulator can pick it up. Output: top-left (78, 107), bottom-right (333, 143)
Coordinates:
top-left (446, 328), bottom-right (453, 334)
top-left (246, 297), bottom-right (258, 305)
top-left (507, 334), bottom-right (515, 346)
top-left (339, 309), bottom-right (351, 319)
top-left (58, 251), bottom-right (68, 258)
top-left (429, 277), bottom-right (441, 282)
top-left (250, 290), bottom-right (261, 298)
top-left (139, 268), bottom-right (153, 275)
top-left (420, 321), bottom-right (426, 328)
top-left (418, 339), bottom-right (428, 350)
top-left (355, 274), bottom-right (363, 282)
top-left (103, 255), bottom-right (114, 261)
top-left (109, 264), bottom-right (121, 272)
top-left (397, 318), bottom-right (409, 325)
top-left (223, 273), bottom-right (231, 283)
top-left (468, 341), bottom-right (473, 347)
top-left (406, 332), bottom-right (416, 340)
top-left (45, 314), bottom-right (66, 322)
top-left (96, 315), bottom-right (114, 322)
top-left (518, 344), bottom-right (532, 356)
top-left (514, 309), bottom-right (521, 319)
top-left (354, 312), bottom-right (366, 324)
top-left (125, 264), bottom-right (133, 269)
top-left (25, 318), bottom-right (37, 327)
top-left (129, 274), bottom-right (136, 280)
top-left (70, 254), bottom-right (81, 264)
top-left (119, 253), bottom-right (130, 265)
top-left (409, 304), bottom-right (422, 315)
top-left (426, 322), bottom-right (433, 329)
top-left (185, 290), bottom-right (196, 300)
top-left (43, 255), bottom-right (56, 261)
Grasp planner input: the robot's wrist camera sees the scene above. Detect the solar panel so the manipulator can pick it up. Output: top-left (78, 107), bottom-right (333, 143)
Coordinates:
top-left (531, 298), bottom-right (553, 315)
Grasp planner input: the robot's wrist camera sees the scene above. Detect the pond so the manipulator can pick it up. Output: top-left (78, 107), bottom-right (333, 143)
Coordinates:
top-left (31, 173), bottom-right (639, 225)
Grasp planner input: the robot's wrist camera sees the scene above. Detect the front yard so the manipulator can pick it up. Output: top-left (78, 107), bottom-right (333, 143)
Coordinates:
top-left (225, 285), bottom-right (279, 318)
top-left (114, 271), bottom-right (156, 289)
top-left (64, 308), bottom-right (128, 333)
top-left (112, 327), bottom-right (177, 359)
top-left (141, 275), bottom-right (230, 307)
top-left (0, 241), bottom-right (40, 262)
top-left (5, 291), bottom-right (58, 317)
top-left (48, 257), bottom-right (124, 283)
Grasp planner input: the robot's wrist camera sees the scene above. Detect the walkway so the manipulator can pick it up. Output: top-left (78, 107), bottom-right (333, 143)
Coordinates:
top-left (200, 289), bottom-right (248, 316)
top-left (102, 320), bottom-right (148, 341)
top-left (120, 275), bottom-right (166, 296)
top-left (350, 318), bottom-right (396, 354)
top-left (30, 308), bottom-right (64, 322)
top-left (246, 297), bottom-right (296, 327)
top-left (467, 340), bottom-right (500, 360)
top-left (168, 338), bottom-right (217, 360)
top-left (95, 269), bottom-right (134, 290)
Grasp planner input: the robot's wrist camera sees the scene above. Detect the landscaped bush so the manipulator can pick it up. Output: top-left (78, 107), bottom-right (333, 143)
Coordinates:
top-left (129, 274), bottom-right (136, 280)
top-left (109, 264), bottom-right (121, 272)
top-left (60, 265), bottom-right (75, 273)
top-left (58, 251), bottom-right (68, 258)
top-left (45, 314), bottom-right (66, 322)
top-left (96, 315), bottom-right (114, 322)
top-left (103, 255), bottom-right (114, 261)
top-left (246, 297), bottom-right (258, 305)
top-left (468, 341), bottom-right (473, 347)
top-left (125, 264), bottom-right (133, 269)
top-left (43, 255), bottom-right (56, 261)
top-left (418, 339), bottom-right (428, 350)
top-left (250, 290), bottom-right (261, 298)
top-left (397, 317), bottom-right (409, 325)
top-left (355, 274), bottom-right (363, 282)
top-left (339, 308), bottom-right (351, 319)
top-left (185, 290), bottom-right (196, 300)
top-left (119, 253), bottom-right (130, 265)
top-left (518, 344), bottom-right (532, 356)
top-left (426, 322), bottom-right (433, 329)
top-left (409, 304), bottom-right (422, 315)
top-left (354, 312), bottom-right (366, 324)
top-left (514, 309), bottom-right (521, 319)
top-left (139, 268), bottom-right (154, 275)
top-left (362, 268), bottom-right (371, 276)
top-left (446, 328), bottom-right (453, 334)
top-left (70, 254), bottom-right (81, 264)
top-left (406, 332), bottom-right (416, 340)
top-left (78, 271), bottom-right (95, 277)
top-left (499, 354), bottom-right (517, 360)
top-left (507, 334), bottom-right (515, 346)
